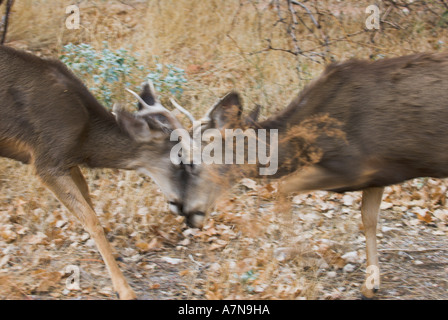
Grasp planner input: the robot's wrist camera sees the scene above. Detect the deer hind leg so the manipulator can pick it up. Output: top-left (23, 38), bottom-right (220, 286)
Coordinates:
top-left (360, 187), bottom-right (384, 299)
top-left (278, 165), bottom-right (384, 299)
top-left (36, 166), bottom-right (136, 300)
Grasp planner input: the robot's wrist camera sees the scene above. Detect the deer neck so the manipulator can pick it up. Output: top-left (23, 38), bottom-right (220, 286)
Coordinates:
top-left (248, 129), bottom-right (300, 180)
top-left (82, 117), bottom-right (141, 170)
top-left (246, 110), bottom-right (317, 180)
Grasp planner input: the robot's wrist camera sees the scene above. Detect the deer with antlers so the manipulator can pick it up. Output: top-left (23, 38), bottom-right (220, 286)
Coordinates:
top-left (171, 53), bottom-right (448, 299)
top-left (0, 45), bottom-right (191, 299)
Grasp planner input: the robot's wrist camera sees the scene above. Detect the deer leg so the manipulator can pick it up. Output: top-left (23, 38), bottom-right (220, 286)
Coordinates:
top-left (37, 167), bottom-right (136, 300)
top-left (360, 187), bottom-right (384, 299)
top-left (278, 165), bottom-right (384, 298)
top-left (70, 166), bottom-right (124, 258)
top-left (70, 166), bottom-right (94, 208)
top-left (278, 165), bottom-right (358, 195)
top-left (276, 165), bottom-right (352, 213)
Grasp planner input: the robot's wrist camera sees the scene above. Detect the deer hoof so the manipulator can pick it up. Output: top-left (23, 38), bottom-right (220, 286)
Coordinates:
top-left (116, 289), bottom-right (137, 300)
top-left (360, 284), bottom-right (379, 300)
top-left (361, 294), bottom-right (377, 300)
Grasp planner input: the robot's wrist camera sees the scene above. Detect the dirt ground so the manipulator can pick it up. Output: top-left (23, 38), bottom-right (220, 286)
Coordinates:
top-left (1, 0), bottom-right (448, 301)
top-left (0, 158), bottom-right (447, 300)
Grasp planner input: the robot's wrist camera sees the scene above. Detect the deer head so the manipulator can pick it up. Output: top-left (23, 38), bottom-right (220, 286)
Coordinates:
top-left (114, 81), bottom-right (191, 211)
top-left (171, 92), bottom-right (263, 228)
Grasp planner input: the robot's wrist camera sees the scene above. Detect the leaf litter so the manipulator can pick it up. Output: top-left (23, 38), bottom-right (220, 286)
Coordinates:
top-left (0, 158), bottom-right (447, 299)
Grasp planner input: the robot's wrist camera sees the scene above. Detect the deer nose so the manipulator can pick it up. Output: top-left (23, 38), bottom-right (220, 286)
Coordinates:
top-left (185, 211), bottom-right (205, 229)
top-left (168, 201), bottom-right (183, 215)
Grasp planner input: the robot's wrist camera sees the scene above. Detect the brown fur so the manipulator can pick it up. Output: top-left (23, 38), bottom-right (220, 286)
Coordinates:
top-left (0, 45), bottom-right (135, 172)
top-left (259, 53), bottom-right (448, 189)
top-left (182, 52), bottom-right (448, 298)
top-left (0, 45), bottom-right (186, 299)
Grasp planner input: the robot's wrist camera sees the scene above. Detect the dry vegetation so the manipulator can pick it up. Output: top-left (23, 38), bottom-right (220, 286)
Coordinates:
top-left (1, 0), bottom-right (448, 300)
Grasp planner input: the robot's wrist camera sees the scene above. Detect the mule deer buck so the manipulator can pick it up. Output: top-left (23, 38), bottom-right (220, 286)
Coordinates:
top-left (172, 53), bottom-right (448, 298)
top-left (0, 45), bottom-right (189, 299)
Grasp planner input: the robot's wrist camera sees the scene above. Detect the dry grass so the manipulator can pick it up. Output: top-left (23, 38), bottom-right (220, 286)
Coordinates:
top-left (1, 0), bottom-right (448, 300)
top-left (7, 0), bottom-right (448, 111)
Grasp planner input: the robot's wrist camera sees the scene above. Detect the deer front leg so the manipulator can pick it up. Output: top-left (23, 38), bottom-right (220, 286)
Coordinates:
top-left (70, 166), bottom-right (94, 208)
top-left (360, 187), bottom-right (384, 299)
top-left (278, 165), bottom-right (357, 195)
top-left (37, 167), bottom-right (136, 300)
top-left (276, 165), bottom-right (360, 216)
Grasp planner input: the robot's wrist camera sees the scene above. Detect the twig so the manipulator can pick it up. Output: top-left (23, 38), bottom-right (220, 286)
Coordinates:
top-left (440, 0), bottom-right (448, 10)
top-left (380, 19), bottom-right (402, 29)
top-left (249, 38), bottom-right (297, 58)
top-left (4, 277), bottom-right (34, 300)
top-left (0, 0), bottom-right (13, 45)
top-left (379, 248), bottom-right (448, 253)
top-left (287, 0), bottom-right (302, 55)
top-left (116, 0), bottom-right (137, 10)
top-left (255, 30), bottom-right (363, 57)
top-left (77, 258), bottom-right (105, 264)
top-left (188, 254), bottom-right (203, 268)
top-left (290, 0), bottom-right (320, 28)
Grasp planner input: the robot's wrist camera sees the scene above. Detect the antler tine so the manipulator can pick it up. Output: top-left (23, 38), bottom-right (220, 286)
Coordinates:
top-left (125, 87), bottom-right (171, 112)
top-left (125, 88), bottom-right (153, 110)
top-left (170, 98), bottom-right (196, 124)
top-left (146, 79), bottom-right (160, 103)
top-left (125, 88), bottom-right (189, 132)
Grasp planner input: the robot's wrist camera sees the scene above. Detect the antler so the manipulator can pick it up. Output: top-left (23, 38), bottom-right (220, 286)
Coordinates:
top-left (170, 92), bottom-right (237, 127)
top-left (169, 98), bottom-right (196, 124)
top-left (125, 88), bottom-right (160, 110)
top-left (125, 88), bottom-right (187, 131)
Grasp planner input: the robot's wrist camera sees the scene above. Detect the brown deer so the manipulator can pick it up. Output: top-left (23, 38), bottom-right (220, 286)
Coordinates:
top-left (0, 45), bottom-right (189, 299)
top-left (173, 53), bottom-right (448, 299)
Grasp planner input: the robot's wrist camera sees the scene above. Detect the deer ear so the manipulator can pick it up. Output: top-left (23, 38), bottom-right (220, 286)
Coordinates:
top-left (245, 104), bottom-right (261, 126)
top-left (116, 110), bottom-right (163, 143)
top-left (209, 91), bottom-right (243, 129)
top-left (138, 81), bottom-right (158, 109)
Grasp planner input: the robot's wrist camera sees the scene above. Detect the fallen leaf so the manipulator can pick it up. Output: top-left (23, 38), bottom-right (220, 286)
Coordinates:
top-left (34, 271), bottom-right (62, 293)
top-left (179, 270), bottom-right (190, 276)
top-left (135, 241), bottom-right (150, 252)
top-left (264, 182), bottom-right (277, 193)
top-left (318, 246), bottom-right (345, 269)
top-left (161, 257), bottom-right (182, 265)
top-left (135, 238), bottom-right (161, 252)
top-left (149, 283), bottom-right (161, 290)
top-left (240, 178), bottom-right (258, 190)
top-left (0, 255), bottom-right (10, 268)
top-left (342, 194), bottom-right (355, 206)
top-left (417, 212), bottom-right (432, 223)
top-left (27, 232), bottom-right (48, 245)
top-left (341, 251), bottom-right (361, 264)
top-left (0, 230), bottom-right (16, 243)
top-left (434, 209), bottom-right (448, 222)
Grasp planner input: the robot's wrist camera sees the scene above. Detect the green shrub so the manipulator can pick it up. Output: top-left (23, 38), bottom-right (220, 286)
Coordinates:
top-left (60, 42), bottom-right (187, 109)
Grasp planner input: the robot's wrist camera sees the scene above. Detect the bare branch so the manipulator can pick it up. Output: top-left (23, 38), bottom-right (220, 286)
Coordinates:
top-left (289, 0), bottom-right (320, 28)
top-left (1, 0), bottom-right (14, 45)
top-left (287, 0), bottom-right (302, 55)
